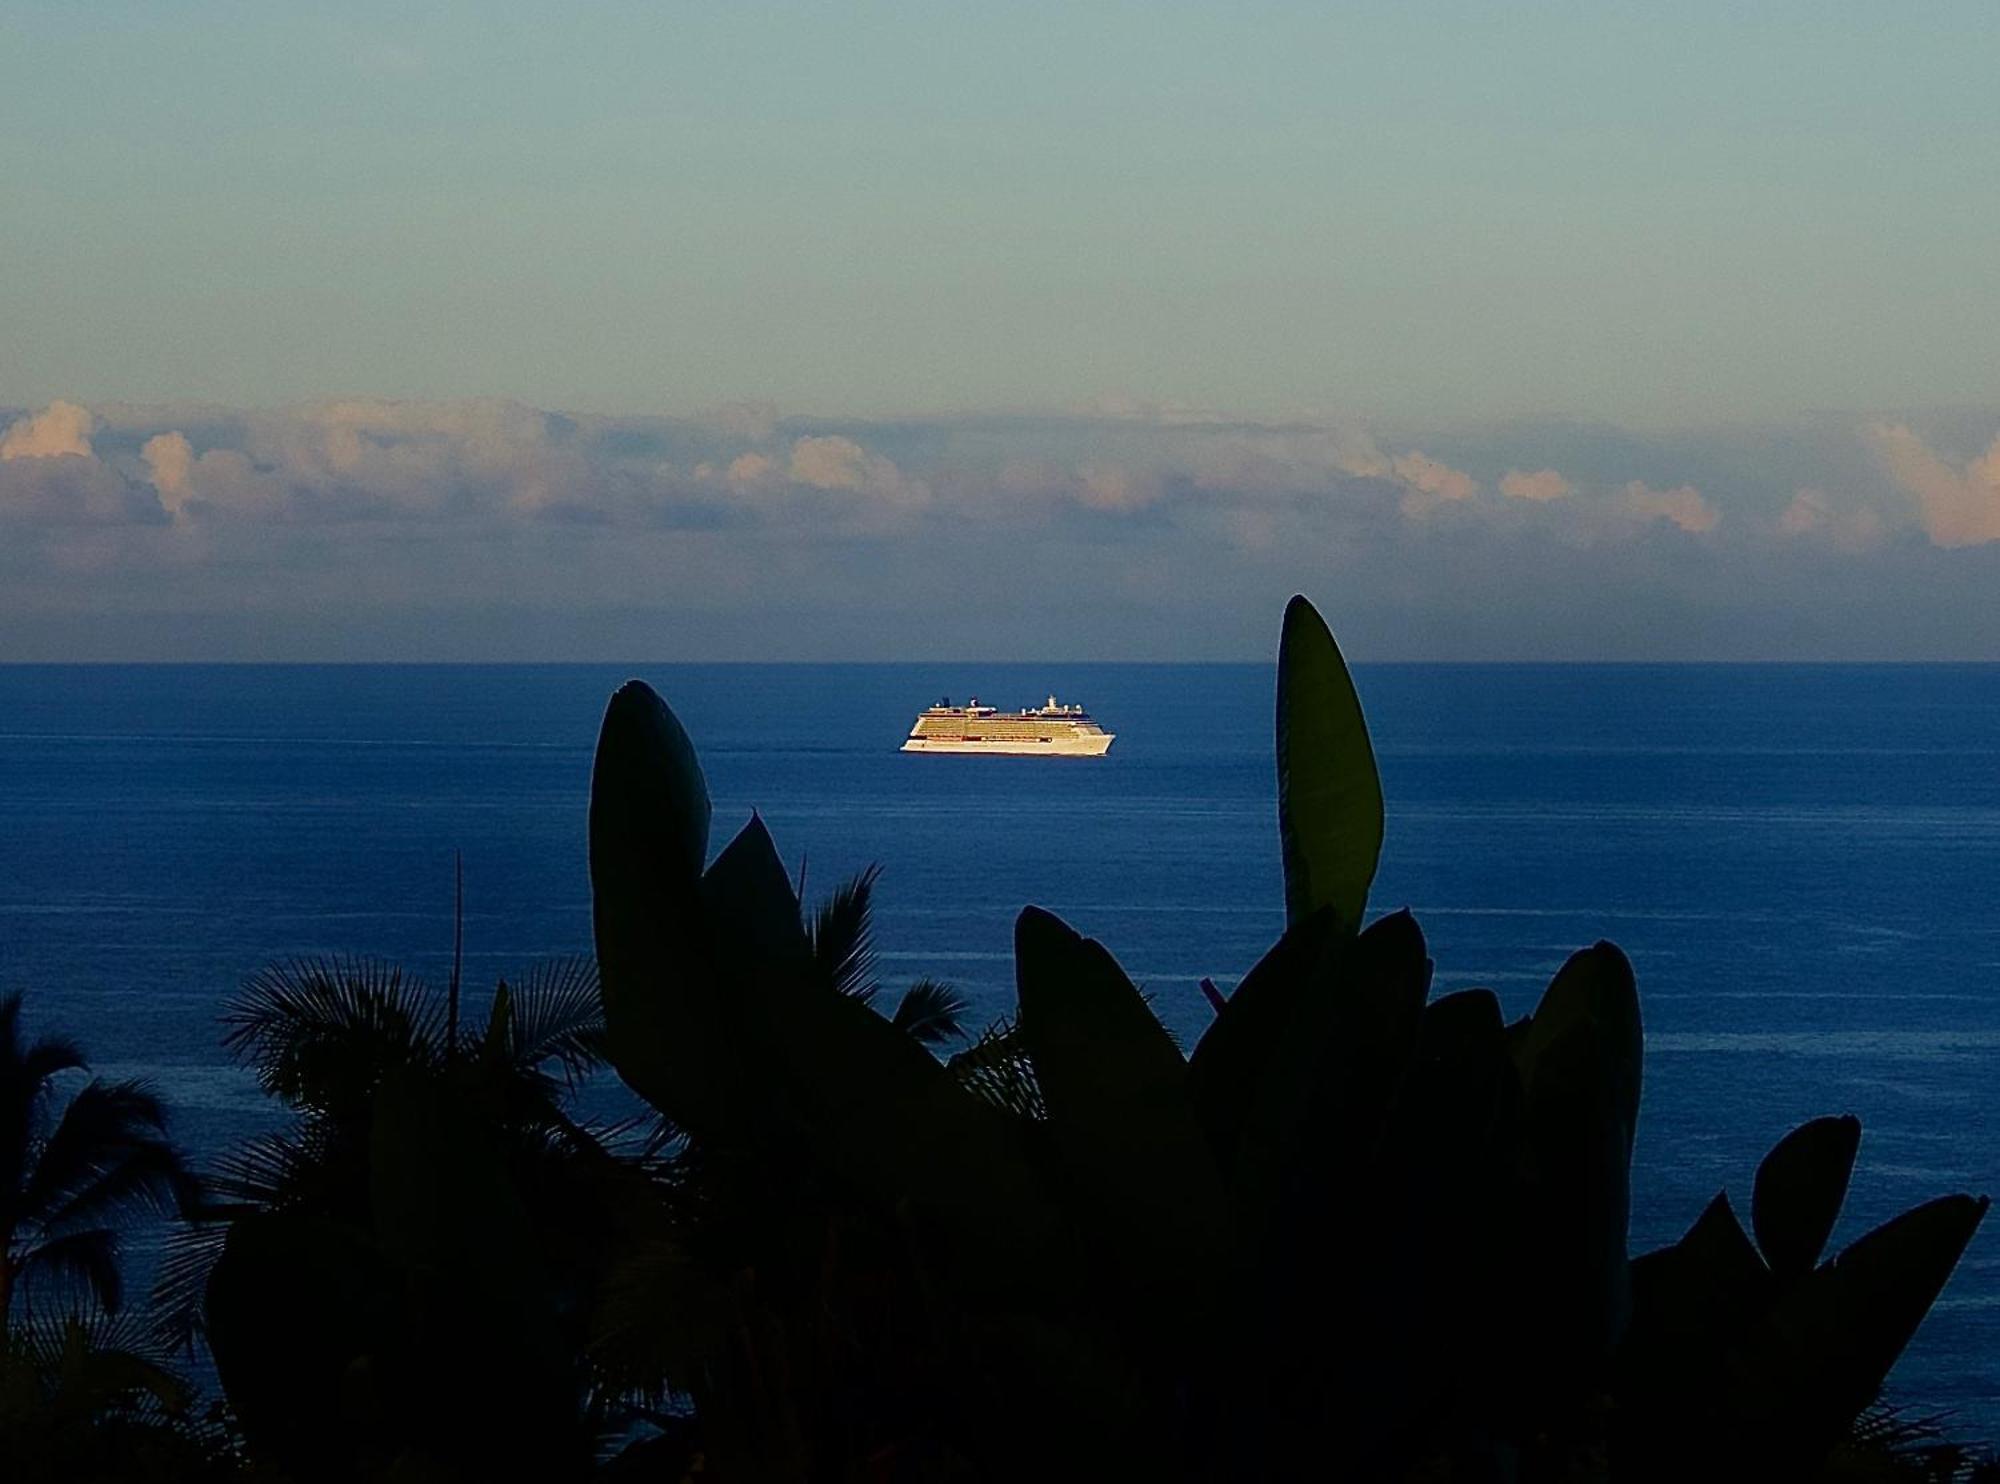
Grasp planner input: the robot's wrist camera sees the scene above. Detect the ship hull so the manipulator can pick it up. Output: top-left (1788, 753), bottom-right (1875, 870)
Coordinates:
top-left (901, 734), bottom-right (1114, 756)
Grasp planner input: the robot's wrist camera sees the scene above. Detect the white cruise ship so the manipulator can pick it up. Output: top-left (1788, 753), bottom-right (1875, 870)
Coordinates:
top-left (901, 696), bottom-right (1115, 756)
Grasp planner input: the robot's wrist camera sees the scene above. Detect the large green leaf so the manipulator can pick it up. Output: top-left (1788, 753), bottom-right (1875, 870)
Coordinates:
top-left (1622, 1192), bottom-right (1775, 1405)
top-left (1015, 906), bottom-right (1229, 1293)
top-left (1726, 1194), bottom-right (1989, 1452)
top-left (1230, 909), bottom-right (1430, 1247)
top-left (736, 918), bottom-right (1064, 1294)
top-left (1515, 941), bottom-right (1642, 1158)
top-left (701, 813), bottom-right (812, 974)
top-left (1275, 595), bottom-right (1383, 933)
top-left (1356, 988), bottom-right (1524, 1437)
top-left (1751, 1115), bottom-right (1860, 1280)
top-left (1186, 906), bottom-right (1341, 1172)
top-left (1519, 1015), bottom-right (1634, 1378)
top-left (589, 681), bottom-right (745, 1141)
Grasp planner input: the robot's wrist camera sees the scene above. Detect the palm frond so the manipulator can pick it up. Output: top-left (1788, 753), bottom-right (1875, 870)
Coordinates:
top-left (503, 955), bottom-right (607, 1087)
top-left (222, 957), bottom-right (445, 1110)
top-left (202, 1127), bottom-right (335, 1209)
top-left (809, 865), bottom-right (881, 1001)
top-left (15, 1226), bottom-right (122, 1316)
top-left (946, 1016), bottom-right (1045, 1121)
top-left (890, 978), bottom-right (970, 1047)
top-left (21, 1079), bottom-right (191, 1238)
top-left (9, 1305), bottom-right (191, 1417)
top-left (148, 1220), bottom-right (231, 1356)
top-left (1, 991), bottom-right (90, 1207)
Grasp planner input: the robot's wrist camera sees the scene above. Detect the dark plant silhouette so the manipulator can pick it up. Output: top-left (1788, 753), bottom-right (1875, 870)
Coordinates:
top-left (171, 955), bottom-right (660, 1482)
top-left (0, 992), bottom-right (193, 1322)
top-left (584, 594), bottom-right (1992, 1481)
top-left (0, 1307), bottom-right (238, 1484)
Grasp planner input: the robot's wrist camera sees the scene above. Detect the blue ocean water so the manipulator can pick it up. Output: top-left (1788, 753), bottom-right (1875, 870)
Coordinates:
top-left (2, 662), bottom-right (1997, 1428)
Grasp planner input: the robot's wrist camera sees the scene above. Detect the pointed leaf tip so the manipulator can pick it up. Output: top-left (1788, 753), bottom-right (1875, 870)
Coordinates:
top-left (1275, 595), bottom-right (1384, 935)
top-left (1752, 1114), bottom-right (1862, 1279)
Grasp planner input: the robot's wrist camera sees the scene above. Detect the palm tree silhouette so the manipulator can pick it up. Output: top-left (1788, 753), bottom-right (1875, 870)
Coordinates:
top-left (0, 993), bottom-right (192, 1322)
top-left (152, 954), bottom-right (617, 1352)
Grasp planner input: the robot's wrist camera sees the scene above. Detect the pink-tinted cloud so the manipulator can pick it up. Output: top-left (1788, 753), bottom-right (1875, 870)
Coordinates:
top-left (0, 401), bottom-right (95, 461)
top-left (1500, 468), bottom-right (1571, 502)
top-left (1392, 450), bottom-right (1477, 503)
top-left (1618, 480), bottom-right (1719, 533)
top-left (1870, 423), bottom-right (2000, 548)
top-left (787, 434), bottom-right (927, 506)
top-left (725, 452), bottom-right (775, 486)
top-left (1077, 462), bottom-right (1164, 512)
top-left (142, 432), bottom-right (196, 517)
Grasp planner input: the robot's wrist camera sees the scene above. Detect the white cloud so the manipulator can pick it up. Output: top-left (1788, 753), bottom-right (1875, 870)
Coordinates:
top-left (1, 401), bottom-right (95, 461)
top-left (1870, 423), bottom-right (2000, 548)
top-left (1500, 468), bottom-right (1571, 502)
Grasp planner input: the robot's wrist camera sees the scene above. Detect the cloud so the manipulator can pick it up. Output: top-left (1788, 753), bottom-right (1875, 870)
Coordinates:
top-left (787, 434), bottom-right (927, 507)
top-left (1617, 480), bottom-right (1719, 533)
top-left (1392, 451), bottom-right (1477, 503)
top-left (1870, 423), bottom-right (2000, 548)
top-left (725, 452), bottom-right (775, 486)
top-left (0, 400), bottom-right (165, 527)
top-left (142, 432), bottom-right (196, 517)
top-left (1077, 462), bottom-right (1164, 512)
top-left (1, 401), bottom-right (95, 461)
top-left (11, 397), bottom-right (2000, 662)
top-left (1500, 468), bottom-right (1571, 502)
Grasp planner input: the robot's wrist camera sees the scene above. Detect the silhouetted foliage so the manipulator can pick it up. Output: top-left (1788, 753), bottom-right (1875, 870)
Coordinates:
top-left (583, 594), bottom-right (1994, 1481)
top-left (172, 956), bottom-right (665, 1481)
top-left (0, 992), bottom-right (195, 1323)
top-left (3, 595), bottom-right (1992, 1481)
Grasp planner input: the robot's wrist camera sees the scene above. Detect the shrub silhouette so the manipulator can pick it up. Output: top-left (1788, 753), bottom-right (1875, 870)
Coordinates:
top-left (587, 594), bottom-right (1991, 1481)
top-left (181, 958), bottom-right (659, 1482)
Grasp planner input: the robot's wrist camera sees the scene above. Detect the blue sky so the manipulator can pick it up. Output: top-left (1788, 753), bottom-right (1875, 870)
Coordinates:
top-left (3, 4), bottom-right (1998, 657)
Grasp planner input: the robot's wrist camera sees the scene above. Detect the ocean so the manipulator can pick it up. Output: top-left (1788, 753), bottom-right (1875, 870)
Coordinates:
top-left (2, 662), bottom-right (1997, 1429)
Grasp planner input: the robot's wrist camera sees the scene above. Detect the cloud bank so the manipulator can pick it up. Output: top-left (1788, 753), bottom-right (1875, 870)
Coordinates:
top-left (2, 398), bottom-right (1996, 659)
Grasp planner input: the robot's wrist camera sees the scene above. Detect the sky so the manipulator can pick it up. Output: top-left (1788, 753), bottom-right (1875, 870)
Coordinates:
top-left (3, 2), bottom-right (1998, 660)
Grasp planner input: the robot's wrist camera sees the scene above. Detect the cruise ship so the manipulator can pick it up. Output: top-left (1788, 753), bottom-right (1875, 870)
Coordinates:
top-left (901, 695), bottom-right (1115, 756)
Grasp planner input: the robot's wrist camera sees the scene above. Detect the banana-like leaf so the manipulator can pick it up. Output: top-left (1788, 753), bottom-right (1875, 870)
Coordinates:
top-left (1015, 906), bottom-right (1229, 1293)
top-left (1231, 909), bottom-right (1430, 1248)
top-left (1516, 941), bottom-right (1642, 1158)
top-left (1520, 1016), bottom-right (1633, 1376)
top-left (1751, 1114), bottom-right (1860, 1281)
top-left (589, 681), bottom-right (746, 1142)
top-left (1726, 1194), bottom-right (1989, 1450)
top-left (741, 925), bottom-right (1064, 1294)
top-left (701, 813), bottom-right (812, 973)
top-left (1186, 906), bottom-right (1341, 1172)
top-left (1358, 988), bottom-right (1523, 1433)
top-left (1623, 1191), bottom-right (1774, 1398)
top-left (1276, 595), bottom-right (1384, 934)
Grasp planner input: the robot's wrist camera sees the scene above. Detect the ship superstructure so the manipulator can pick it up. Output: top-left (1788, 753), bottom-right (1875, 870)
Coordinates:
top-left (901, 695), bottom-right (1114, 756)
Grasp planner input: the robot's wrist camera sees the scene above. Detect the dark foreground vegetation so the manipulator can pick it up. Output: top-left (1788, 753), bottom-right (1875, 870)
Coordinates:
top-left (3, 597), bottom-right (1993, 1482)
